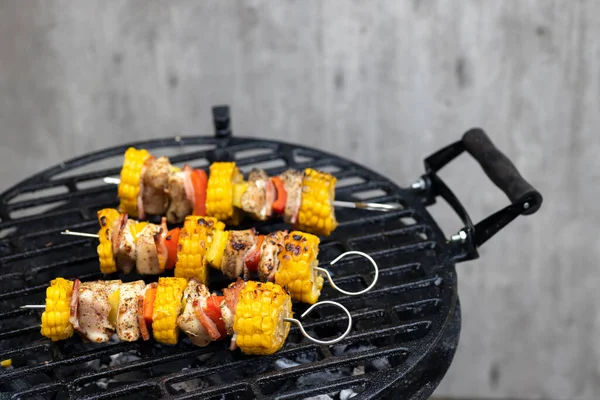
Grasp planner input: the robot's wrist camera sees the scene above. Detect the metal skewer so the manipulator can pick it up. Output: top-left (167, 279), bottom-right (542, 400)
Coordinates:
top-left (21, 298), bottom-right (352, 344)
top-left (58, 231), bottom-right (379, 297)
top-left (102, 177), bottom-right (402, 211)
top-left (61, 230), bottom-right (99, 238)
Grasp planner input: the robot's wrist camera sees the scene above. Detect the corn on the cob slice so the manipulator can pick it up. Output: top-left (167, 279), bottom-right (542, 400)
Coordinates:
top-left (233, 281), bottom-right (292, 355)
top-left (152, 277), bottom-right (188, 344)
top-left (205, 162), bottom-right (244, 224)
top-left (41, 278), bottom-right (74, 341)
top-left (295, 168), bottom-right (338, 236)
top-left (96, 209), bottom-right (121, 274)
top-left (118, 147), bottom-right (151, 216)
top-left (275, 231), bottom-right (323, 304)
top-left (174, 217), bottom-right (209, 283)
top-left (196, 216), bottom-right (226, 241)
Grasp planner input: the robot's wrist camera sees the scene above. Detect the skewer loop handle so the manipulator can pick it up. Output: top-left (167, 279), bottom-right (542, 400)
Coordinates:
top-left (315, 251), bottom-right (379, 296)
top-left (284, 300), bottom-right (352, 345)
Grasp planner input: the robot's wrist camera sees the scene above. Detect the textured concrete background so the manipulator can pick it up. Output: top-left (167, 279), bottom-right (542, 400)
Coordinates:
top-left (0, 0), bottom-right (598, 398)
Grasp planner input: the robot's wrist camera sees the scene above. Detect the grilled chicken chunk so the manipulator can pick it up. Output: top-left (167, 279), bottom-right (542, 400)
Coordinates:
top-left (241, 169), bottom-right (275, 221)
top-left (221, 229), bottom-right (257, 279)
top-left (257, 231), bottom-right (285, 282)
top-left (77, 280), bottom-right (121, 343)
top-left (141, 156), bottom-right (171, 216)
top-left (113, 216), bottom-right (136, 274)
top-left (177, 279), bottom-right (212, 347)
top-left (117, 281), bottom-right (145, 342)
top-left (279, 170), bottom-right (303, 224)
top-left (136, 223), bottom-right (163, 275)
top-left (166, 171), bottom-right (193, 224)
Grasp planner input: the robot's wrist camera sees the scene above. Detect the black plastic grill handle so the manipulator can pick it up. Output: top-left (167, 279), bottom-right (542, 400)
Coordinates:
top-left (419, 127), bottom-right (543, 261)
top-left (462, 129), bottom-right (542, 215)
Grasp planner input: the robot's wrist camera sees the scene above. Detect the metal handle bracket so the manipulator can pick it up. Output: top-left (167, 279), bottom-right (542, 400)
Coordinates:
top-left (411, 128), bottom-right (543, 262)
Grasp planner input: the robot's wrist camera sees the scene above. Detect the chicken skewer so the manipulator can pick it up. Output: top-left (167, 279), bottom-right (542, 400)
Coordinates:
top-left (62, 209), bottom-right (379, 304)
top-left (106, 147), bottom-right (401, 236)
top-left (105, 176), bottom-right (397, 213)
top-left (23, 277), bottom-right (352, 356)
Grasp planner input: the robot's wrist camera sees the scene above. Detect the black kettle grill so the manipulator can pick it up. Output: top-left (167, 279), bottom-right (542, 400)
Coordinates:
top-left (0, 106), bottom-right (542, 400)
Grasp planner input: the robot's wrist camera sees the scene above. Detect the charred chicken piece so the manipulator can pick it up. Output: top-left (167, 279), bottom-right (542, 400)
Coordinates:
top-left (257, 231), bottom-right (286, 282)
top-left (279, 169), bottom-right (303, 224)
top-left (116, 280), bottom-right (145, 342)
top-left (141, 156), bottom-right (172, 216)
top-left (241, 169), bottom-right (276, 221)
top-left (76, 280), bottom-right (121, 343)
top-left (220, 229), bottom-right (258, 279)
top-left (176, 279), bottom-right (215, 346)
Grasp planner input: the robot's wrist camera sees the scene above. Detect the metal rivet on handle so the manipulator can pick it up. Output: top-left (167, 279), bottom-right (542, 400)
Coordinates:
top-left (411, 179), bottom-right (426, 191)
top-left (450, 230), bottom-right (467, 243)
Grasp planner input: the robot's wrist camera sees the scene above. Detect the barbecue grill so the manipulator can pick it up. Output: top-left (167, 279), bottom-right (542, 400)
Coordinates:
top-left (0, 106), bottom-right (542, 400)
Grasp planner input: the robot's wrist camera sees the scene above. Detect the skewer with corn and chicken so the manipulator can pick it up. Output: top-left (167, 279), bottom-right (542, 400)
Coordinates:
top-left (108, 148), bottom-right (400, 236)
top-left (65, 209), bottom-right (378, 304)
top-left (25, 277), bottom-right (351, 356)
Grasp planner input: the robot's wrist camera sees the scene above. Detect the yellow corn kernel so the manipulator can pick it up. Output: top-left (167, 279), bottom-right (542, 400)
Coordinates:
top-left (40, 278), bottom-right (74, 341)
top-left (196, 216), bottom-right (226, 244)
top-left (295, 168), bottom-right (338, 236)
top-left (152, 277), bottom-right (188, 345)
top-left (174, 217), bottom-right (209, 283)
top-left (233, 281), bottom-right (292, 355)
top-left (206, 162), bottom-right (244, 224)
top-left (118, 147), bottom-right (151, 217)
top-left (96, 208), bottom-right (121, 274)
top-left (1, 359), bottom-right (11, 368)
top-left (275, 231), bottom-right (323, 304)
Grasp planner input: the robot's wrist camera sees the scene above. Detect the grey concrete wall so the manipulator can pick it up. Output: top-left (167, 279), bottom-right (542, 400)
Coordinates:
top-left (0, 0), bottom-right (597, 398)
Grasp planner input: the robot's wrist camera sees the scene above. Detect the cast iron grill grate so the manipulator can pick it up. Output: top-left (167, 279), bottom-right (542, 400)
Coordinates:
top-left (0, 107), bottom-right (541, 400)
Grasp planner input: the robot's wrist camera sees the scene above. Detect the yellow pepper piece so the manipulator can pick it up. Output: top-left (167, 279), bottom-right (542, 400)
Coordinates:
top-left (206, 229), bottom-right (229, 270)
top-left (233, 182), bottom-right (249, 209)
top-left (107, 288), bottom-right (121, 327)
top-left (129, 221), bottom-right (149, 242)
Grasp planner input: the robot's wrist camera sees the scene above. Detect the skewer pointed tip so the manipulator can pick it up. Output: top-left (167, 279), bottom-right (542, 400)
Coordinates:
top-left (333, 200), bottom-right (402, 212)
top-left (20, 305), bottom-right (46, 309)
top-left (103, 177), bottom-right (121, 185)
top-left (61, 230), bottom-right (99, 239)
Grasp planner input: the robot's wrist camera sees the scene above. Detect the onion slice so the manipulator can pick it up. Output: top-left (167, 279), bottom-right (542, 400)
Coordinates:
top-left (153, 217), bottom-right (169, 270)
top-left (182, 165), bottom-right (195, 208)
top-left (193, 299), bottom-right (221, 341)
top-left (137, 292), bottom-right (150, 341)
top-left (69, 279), bottom-right (81, 332)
